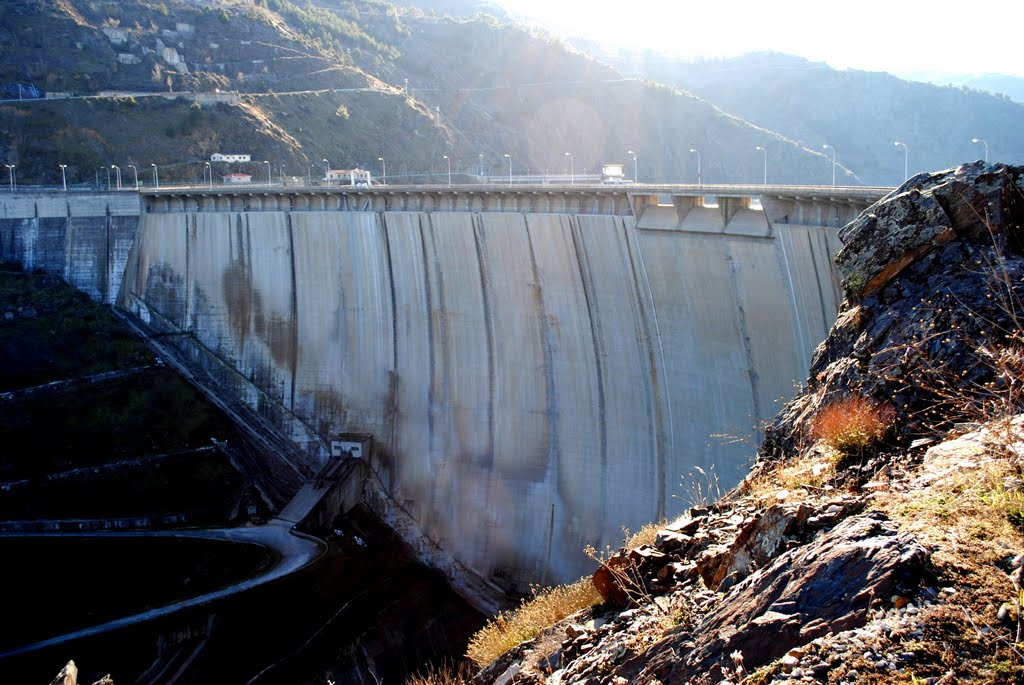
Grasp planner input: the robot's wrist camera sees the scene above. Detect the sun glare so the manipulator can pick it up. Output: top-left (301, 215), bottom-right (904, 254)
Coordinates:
top-left (497, 0), bottom-right (1024, 77)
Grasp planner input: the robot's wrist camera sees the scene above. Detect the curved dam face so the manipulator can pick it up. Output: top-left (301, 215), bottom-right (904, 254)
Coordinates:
top-left (120, 199), bottom-right (844, 589)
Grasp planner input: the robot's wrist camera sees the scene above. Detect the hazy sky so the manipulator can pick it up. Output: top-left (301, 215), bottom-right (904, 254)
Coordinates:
top-left (496, 0), bottom-right (1024, 77)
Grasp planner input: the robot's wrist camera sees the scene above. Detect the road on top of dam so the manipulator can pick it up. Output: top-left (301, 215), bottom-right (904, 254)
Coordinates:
top-left (0, 519), bottom-right (326, 659)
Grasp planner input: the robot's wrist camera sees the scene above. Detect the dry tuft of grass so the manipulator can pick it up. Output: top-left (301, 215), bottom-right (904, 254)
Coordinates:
top-left (404, 660), bottom-right (476, 685)
top-left (811, 395), bottom-right (893, 462)
top-left (465, 578), bottom-right (602, 666)
top-left (623, 520), bottom-right (666, 549)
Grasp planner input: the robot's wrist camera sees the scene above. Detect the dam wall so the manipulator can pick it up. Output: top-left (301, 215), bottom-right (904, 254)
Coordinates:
top-left (0, 192), bottom-right (141, 304)
top-left (119, 200), bottom-right (846, 590)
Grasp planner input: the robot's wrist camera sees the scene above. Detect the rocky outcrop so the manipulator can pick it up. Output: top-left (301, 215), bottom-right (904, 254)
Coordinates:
top-left (619, 513), bottom-right (928, 684)
top-left (762, 162), bottom-right (1024, 459)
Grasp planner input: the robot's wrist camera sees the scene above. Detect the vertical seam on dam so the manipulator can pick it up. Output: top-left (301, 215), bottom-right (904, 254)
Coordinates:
top-left (420, 214), bottom-right (437, 458)
top-left (524, 215), bottom-right (559, 479)
top-left (286, 212), bottom-right (298, 413)
top-left (103, 211), bottom-right (110, 304)
top-left (806, 230), bottom-right (830, 334)
top-left (726, 245), bottom-right (763, 420)
top-left (185, 214), bottom-right (193, 330)
top-left (621, 218), bottom-right (665, 520)
top-left (381, 212), bottom-right (400, 447)
top-left (777, 227), bottom-right (809, 368)
top-left (471, 213), bottom-right (496, 466)
top-left (568, 215), bottom-right (608, 537)
top-left (624, 217), bottom-right (671, 520)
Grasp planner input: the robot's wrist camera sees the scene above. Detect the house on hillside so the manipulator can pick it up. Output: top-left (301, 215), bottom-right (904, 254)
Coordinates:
top-left (212, 153), bottom-right (251, 163)
top-left (222, 172), bottom-right (252, 184)
top-left (325, 167), bottom-right (372, 186)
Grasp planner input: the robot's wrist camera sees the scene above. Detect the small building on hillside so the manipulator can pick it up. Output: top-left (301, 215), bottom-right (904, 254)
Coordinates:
top-left (325, 167), bottom-right (372, 186)
top-left (222, 172), bottom-right (252, 184)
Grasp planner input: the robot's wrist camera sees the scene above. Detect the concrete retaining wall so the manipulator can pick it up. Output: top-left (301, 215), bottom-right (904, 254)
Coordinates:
top-left (0, 192), bottom-right (141, 304)
top-left (119, 206), bottom-right (844, 590)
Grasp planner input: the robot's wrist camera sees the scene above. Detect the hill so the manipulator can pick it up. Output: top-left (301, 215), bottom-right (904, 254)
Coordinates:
top-left (595, 50), bottom-right (1024, 186)
top-left (1, 1), bottom-right (847, 186)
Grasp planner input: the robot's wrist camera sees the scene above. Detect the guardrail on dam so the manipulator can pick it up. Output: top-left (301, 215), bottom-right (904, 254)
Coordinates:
top-left (2, 183), bottom-right (891, 596)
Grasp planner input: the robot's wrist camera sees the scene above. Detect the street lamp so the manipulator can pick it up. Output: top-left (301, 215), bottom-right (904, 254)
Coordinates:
top-left (689, 148), bottom-right (701, 186)
top-left (4, 164), bottom-right (14, 192)
top-left (443, 154), bottom-right (451, 187)
top-left (478, 153), bottom-right (484, 178)
top-left (755, 146), bottom-right (767, 186)
top-left (59, 164), bottom-right (68, 192)
top-left (822, 144), bottom-right (836, 187)
top-left (971, 137), bottom-right (989, 163)
top-left (893, 141), bottom-right (908, 181)
top-left (105, 167), bottom-right (111, 190)
top-left (565, 152), bottom-right (574, 186)
top-left (150, 163), bottom-right (159, 189)
top-left (628, 150), bottom-right (637, 183)
top-left (128, 164), bottom-right (138, 190)
top-left (111, 165), bottom-right (121, 190)
top-left (378, 157), bottom-right (386, 186)
top-left (263, 160), bottom-right (271, 187)
top-left (323, 158), bottom-right (330, 186)
top-left (204, 161), bottom-right (212, 189)
top-left (503, 153), bottom-right (512, 187)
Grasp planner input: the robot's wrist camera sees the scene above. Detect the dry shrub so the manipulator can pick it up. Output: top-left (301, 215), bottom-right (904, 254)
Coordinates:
top-left (465, 578), bottom-right (601, 666)
top-left (623, 520), bottom-right (666, 549)
top-left (404, 660), bottom-right (476, 685)
top-left (811, 395), bottom-right (892, 460)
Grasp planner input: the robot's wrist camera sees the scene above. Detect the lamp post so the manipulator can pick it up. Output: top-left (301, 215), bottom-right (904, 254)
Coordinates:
top-left (503, 153), bottom-right (511, 187)
top-left (971, 137), bottom-right (989, 163)
top-left (822, 144), bottom-right (836, 187)
top-left (105, 167), bottom-right (111, 190)
top-left (263, 160), bottom-right (271, 187)
top-left (4, 164), bottom-right (14, 192)
top-left (755, 146), bottom-right (767, 186)
top-left (204, 161), bottom-right (212, 189)
top-left (150, 163), bottom-right (159, 189)
top-left (111, 165), bottom-right (121, 190)
top-left (128, 164), bottom-right (138, 190)
top-left (378, 157), bottom-right (386, 186)
top-left (565, 152), bottom-right (573, 186)
top-left (689, 148), bottom-right (701, 186)
top-left (628, 149), bottom-right (637, 183)
top-left (478, 153), bottom-right (484, 178)
top-left (59, 164), bottom-right (68, 192)
top-left (894, 141), bottom-right (908, 181)
top-left (323, 158), bottom-right (330, 186)
top-left (443, 154), bottom-right (451, 187)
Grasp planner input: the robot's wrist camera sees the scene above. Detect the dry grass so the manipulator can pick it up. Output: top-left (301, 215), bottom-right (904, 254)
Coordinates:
top-left (811, 395), bottom-right (893, 462)
top-left (404, 660), bottom-right (476, 685)
top-left (465, 578), bottom-right (602, 666)
top-left (623, 520), bottom-right (666, 549)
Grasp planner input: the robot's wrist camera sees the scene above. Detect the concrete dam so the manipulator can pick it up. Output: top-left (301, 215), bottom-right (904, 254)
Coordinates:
top-left (1, 184), bottom-right (887, 595)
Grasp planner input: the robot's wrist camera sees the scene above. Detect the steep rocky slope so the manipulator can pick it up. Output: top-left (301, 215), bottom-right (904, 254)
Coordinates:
top-left (463, 163), bottom-right (1024, 684)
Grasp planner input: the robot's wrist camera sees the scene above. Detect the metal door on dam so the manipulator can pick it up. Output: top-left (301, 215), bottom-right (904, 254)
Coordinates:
top-left (118, 195), bottom-right (847, 591)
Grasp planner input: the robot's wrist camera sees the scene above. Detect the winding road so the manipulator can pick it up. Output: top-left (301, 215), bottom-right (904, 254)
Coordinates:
top-left (0, 518), bottom-right (325, 659)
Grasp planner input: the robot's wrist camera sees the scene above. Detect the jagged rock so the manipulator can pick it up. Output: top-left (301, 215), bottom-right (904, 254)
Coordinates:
top-left (592, 555), bottom-right (633, 606)
top-left (49, 661), bottom-right (77, 685)
top-left (761, 162), bottom-right (1024, 462)
top-left (615, 512), bottom-right (929, 684)
top-left (699, 503), bottom-right (812, 590)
